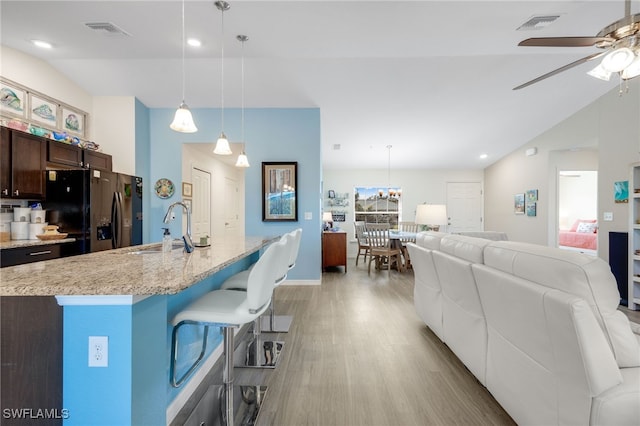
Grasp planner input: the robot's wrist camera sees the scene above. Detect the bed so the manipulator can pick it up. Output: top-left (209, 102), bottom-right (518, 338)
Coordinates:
top-left (559, 219), bottom-right (598, 250)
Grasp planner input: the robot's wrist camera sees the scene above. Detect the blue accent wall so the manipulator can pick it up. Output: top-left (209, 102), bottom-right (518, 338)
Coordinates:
top-left (149, 107), bottom-right (322, 281)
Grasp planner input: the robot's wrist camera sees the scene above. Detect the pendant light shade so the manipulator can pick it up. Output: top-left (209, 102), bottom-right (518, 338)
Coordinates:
top-left (170, 102), bottom-right (198, 133)
top-left (213, 1), bottom-right (232, 155)
top-left (214, 132), bottom-right (232, 155)
top-left (170, 0), bottom-right (197, 133)
top-left (235, 34), bottom-right (250, 168)
top-left (235, 152), bottom-right (250, 167)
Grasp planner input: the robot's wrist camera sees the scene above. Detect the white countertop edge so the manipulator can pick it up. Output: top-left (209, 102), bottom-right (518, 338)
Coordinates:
top-left (55, 295), bottom-right (151, 306)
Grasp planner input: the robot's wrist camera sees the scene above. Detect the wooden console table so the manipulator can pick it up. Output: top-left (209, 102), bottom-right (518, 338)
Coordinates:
top-left (322, 231), bottom-right (347, 272)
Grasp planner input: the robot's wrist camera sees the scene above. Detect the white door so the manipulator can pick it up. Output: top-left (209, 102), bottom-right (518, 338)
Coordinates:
top-left (191, 167), bottom-right (211, 239)
top-left (446, 182), bottom-right (483, 233)
top-left (224, 176), bottom-right (240, 236)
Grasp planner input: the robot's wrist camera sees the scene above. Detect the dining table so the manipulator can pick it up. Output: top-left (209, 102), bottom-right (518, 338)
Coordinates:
top-left (389, 230), bottom-right (417, 270)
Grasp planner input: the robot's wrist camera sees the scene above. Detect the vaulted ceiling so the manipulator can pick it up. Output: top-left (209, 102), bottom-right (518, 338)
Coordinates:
top-left (1, 1), bottom-right (635, 169)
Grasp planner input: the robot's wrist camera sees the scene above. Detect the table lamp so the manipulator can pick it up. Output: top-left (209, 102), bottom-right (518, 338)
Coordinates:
top-left (415, 204), bottom-right (447, 231)
top-left (322, 212), bottom-right (334, 231)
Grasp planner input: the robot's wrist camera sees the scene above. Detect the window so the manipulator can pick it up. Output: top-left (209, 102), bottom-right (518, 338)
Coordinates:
top-left (354, 186), bottom-right (402, 228)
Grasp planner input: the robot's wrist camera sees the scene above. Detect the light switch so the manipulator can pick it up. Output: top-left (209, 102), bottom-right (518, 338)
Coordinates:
top-left (305, 212), bottom-right (312, 220)
top-left (603, 212), bottom-right (613, 221)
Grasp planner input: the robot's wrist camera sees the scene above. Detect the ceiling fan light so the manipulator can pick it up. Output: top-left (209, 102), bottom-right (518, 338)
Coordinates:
top-left (235, 152), bottom-right (250, 168)
top-left (621, 55), bottom-right (640, 80)
top-left (601, 47), bottom-right (635, 73)
top-left (170, 102), bottom-right (198, 133)
top-left (587, 63), bottom-right (612, 81)
top-left (213, 132), bottom-right (232, 155)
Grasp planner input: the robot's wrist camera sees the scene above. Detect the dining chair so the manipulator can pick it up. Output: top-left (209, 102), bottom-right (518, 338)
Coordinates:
top-left (354, 221), bottom-right (370, 266)
top-left (364, 223), bottom-right (404, 276)
top-left (397, 221), bottom-right (418, 268)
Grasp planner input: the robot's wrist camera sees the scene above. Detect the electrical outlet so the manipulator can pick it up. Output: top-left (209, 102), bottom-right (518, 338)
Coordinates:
top-left (88, 336), bottom-right (108, 367)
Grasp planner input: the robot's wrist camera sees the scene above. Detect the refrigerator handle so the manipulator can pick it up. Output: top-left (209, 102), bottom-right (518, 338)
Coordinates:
top-left (111, 192), bottom-right (118, 249)
top-left (116, 192), bottom-right (124, 248)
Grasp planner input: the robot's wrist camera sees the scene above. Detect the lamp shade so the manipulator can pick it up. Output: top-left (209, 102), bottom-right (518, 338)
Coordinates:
top-left (601, 47), bottom-right (635, 73)
top-left (322, 212), bottom-right (333, 222)
top-left (415, 204), bottom-right (447, 226)
top-left (213, 132), bottom-right (232, 155)
top-left (235, 152), bottom-right (250, 168)
top-left (170, 102), bottom-right (198, 133)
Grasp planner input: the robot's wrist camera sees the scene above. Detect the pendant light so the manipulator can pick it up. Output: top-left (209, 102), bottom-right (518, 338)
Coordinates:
top-left (170, 0), bottom-right (198, 133)
top-left (235, 34), bottom-right (250, 168)
top-left (213, 1), bottom-right (232, 155)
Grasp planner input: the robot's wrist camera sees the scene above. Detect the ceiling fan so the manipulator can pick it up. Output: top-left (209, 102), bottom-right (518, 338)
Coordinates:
top-left (514, 0), bottom-right (640, 90)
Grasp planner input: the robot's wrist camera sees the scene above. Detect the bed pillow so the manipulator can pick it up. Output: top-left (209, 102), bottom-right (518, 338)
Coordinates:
top-left (576, 221), bottom-right (598, 233)
top-left (570, 219), bottom-right (597, 232)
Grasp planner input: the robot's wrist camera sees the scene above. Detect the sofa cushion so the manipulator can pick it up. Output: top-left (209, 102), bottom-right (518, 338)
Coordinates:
top-left (455, 231), bottom-right (508, 241)
top-left (483, 240), bottom-right (640, 368)
top-left (415, 231), bottom-right (446, 250)
top-left (439, 234), bottom-right (490, 264)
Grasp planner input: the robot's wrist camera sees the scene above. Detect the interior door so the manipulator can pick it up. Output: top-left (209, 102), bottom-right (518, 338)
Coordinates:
top-left (446, 182), bottom-right (483, 233)
top-left (224, 176), bottom-right (240, 236)
top-left (191, 167), bottom-right (211, 239)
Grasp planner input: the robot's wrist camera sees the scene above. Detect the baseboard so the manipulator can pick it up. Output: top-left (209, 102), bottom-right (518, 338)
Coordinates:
top-left (280, 279), bottom-right (321, 286)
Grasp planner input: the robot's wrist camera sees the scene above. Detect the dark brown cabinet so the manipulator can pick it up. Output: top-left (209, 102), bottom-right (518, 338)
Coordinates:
top-left (1, 128), bottom-right (47, 199)
top-left (83, 149), bottom-right (112, 171)
top-left (48, 140), bottom-right (83, 168)
top-left (322, 230), bottom-right (347, 272)
top-left (1, 296), bottom-right (63, 426)
top-left (47, 140), bottom-right (112, 171)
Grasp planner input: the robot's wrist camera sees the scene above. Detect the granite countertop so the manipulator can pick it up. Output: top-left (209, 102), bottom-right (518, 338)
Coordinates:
top-left (0, 238), bottom-right (76, 250)
top-left (0, 235), bottom-right (277, 296)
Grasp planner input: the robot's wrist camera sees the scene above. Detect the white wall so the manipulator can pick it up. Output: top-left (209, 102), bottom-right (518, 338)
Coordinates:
top-left (322, 168), bottom-right (483, 258)
top-left (1, 46), bottom-right (137, 171)
top-left (92, 96), bottom-right (136, 175)
top-left (181, 144), bottom-right (245, 238)
top-left (485, 79), bottom-right (640, 261)
top-left (559, 171), bottom-right (598, 231)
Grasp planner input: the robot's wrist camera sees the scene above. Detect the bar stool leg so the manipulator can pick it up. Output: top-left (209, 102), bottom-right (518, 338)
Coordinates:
top-left (222, 326), bottom-right (234, 426)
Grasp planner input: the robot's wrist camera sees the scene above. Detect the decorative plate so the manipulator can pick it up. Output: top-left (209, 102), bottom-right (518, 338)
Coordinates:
top-left (154, 178), bottom-right (175, 199)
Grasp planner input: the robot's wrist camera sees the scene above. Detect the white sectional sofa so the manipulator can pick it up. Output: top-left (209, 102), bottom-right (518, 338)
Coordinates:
top-left (407, 232), bottom-right (640, 426)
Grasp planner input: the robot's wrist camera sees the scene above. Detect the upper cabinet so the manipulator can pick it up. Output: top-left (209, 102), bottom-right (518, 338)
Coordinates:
top-left (1, 127), bottom-right (47, 199)
top-left (47, 139), bottom-right (112, 171)
top-left (1, 126), bottom-right (114, 199)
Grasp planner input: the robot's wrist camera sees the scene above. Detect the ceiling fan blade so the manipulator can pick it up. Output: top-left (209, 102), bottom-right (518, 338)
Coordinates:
top-left (513, 51), bottom-right (607, 90)
top-left (518, 37), bottom-right (611, 47)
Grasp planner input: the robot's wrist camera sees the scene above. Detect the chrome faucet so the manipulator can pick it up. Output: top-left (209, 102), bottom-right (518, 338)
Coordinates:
top-left (163, 201), bottom-right (194, 253)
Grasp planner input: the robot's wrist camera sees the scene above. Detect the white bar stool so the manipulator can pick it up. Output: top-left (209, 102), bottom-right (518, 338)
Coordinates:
top-left (219, 232), bottom-right (294, 369)
top-left (169, 237), bottom-right (289, 426)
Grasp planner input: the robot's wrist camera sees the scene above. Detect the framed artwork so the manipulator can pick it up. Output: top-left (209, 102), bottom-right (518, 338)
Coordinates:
top-left (0, 78), bottom-right (27, 118)
top-left (29, 94), bottom-right (58, 127)
top-left (526, 202), bottom-right (537, 217)
top-left (61, 106), bottom-right (86, 136)
top-left (526, 189), bottom-right (538, 203)
top-left (614, 180), bottom-right (629, 203)
top-left (514, 193), bottom-right (525, 215)
top-left (182, 182), bottom-right (192, 198)
top-left (262, 162), bottom-right (298, 221)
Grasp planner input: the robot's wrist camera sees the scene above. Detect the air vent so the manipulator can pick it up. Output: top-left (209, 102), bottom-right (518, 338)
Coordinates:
top-left (84, 22), bottom-right (131, 36)
top-left (517, 15), bottom-right (561, 31)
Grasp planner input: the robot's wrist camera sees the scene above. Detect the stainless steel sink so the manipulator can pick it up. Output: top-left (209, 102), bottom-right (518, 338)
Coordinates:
top-left (125, 242), bottom-right (184, 255)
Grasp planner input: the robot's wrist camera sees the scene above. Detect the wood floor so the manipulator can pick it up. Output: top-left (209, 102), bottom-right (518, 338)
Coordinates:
top-left (174, 260), bottom-right (516, 426)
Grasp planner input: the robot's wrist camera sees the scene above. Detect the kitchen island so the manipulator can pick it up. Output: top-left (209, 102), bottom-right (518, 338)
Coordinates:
top-left (0, 235), bottom-right (278, 426)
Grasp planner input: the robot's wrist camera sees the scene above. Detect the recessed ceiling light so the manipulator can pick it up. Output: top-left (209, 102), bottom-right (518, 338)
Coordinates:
top-left (31, 39), bottom-right (52, 49)
top-left (187, 38), bottom-right (201, 47)
top-left (479, 153), bottom-right (488, 159)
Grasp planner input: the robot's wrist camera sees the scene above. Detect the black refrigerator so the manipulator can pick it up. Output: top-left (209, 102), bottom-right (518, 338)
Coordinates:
top-left (45, 169), bottom-right (143, 254)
